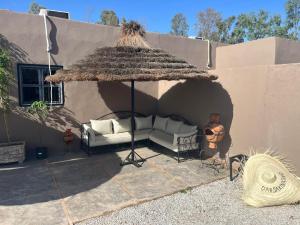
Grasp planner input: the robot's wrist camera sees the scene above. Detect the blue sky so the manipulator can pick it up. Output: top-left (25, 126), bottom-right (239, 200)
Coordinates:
top-left (1, 0), bottom-right (287, 36)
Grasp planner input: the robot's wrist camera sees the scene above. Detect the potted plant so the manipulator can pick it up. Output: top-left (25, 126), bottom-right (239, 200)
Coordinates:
top-left (0, 48), bottom-right (25, 164)
top-left (28, 100), bottom-right (49, 159)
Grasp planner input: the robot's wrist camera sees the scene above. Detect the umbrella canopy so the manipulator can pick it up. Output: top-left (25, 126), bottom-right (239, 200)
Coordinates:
top-left (45, 21), bottom-right (217, 167)
top-left (46, 21), bottom-right (217, 83)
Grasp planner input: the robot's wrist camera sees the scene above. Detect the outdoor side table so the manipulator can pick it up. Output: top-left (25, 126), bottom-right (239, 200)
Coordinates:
top-left (229, 154), bottom-right (248, 181)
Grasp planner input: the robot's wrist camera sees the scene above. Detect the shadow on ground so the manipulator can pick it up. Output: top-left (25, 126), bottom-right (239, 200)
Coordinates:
top-left (0, 147), bottom-right (123, 205)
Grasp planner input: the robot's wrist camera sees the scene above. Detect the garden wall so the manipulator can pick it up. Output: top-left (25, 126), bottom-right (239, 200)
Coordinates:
top-left (2, 10), bottom-right (300, 176)
top-left (0, 10), bottom-right (214, 155)
top-left (158, 38), bottom-right (300, 175)
top-left (217, 63), bottom-right (300, 175)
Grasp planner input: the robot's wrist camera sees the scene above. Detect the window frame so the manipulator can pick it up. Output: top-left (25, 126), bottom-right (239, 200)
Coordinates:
top-left (17, 63), bottom-right (64, 107)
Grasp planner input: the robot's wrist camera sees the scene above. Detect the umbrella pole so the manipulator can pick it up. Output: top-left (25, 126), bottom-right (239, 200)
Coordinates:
top-left (120, 80), bottom-right (145, 167)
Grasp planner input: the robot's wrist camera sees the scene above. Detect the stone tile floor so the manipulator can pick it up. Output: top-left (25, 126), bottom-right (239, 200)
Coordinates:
top-left (0, 147), bottom-right (227, 225)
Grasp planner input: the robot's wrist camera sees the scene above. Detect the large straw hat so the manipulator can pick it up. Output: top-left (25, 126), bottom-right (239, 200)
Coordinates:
top-left (242, 153), bottom-right (300, 207)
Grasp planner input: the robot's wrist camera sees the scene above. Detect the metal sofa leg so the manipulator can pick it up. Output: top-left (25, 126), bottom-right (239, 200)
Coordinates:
top-left (186, 150), bottom-right (190, 160)
top-left (83, 144), bottom-right (91, 156)
top-left (199, 149), bottom-right (204, 167)
top-left (229, 157), bottom-right (234, 181)
top-left (84, 146), bottom-right (89, 156)
top-left (87, 134), bottom-right (92, 156)
top-left (198, 148), bottom-right (202, 159)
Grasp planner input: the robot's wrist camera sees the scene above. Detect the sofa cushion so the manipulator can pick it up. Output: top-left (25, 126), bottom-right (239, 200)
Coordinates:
top-left (92, 132), bottom-right (131, 146)
top-left (89, 129), bottom-right (152, 147)
top-left (90, 119), bottom-right (113, 135)
top-left (135, 116), bottom-right (152, 130)
top-left (178, 123), bottom-right (197, 134)
top-left (149, 129), bottom-right (178, 152)
top-left (112, 118), bottom-right (131, 133)
top-left (153, 116), bottom-right (168, 132)
top-left (135, 129), bottom-right (152, 140)
top-left (165, 118), bottom-right (183, 134)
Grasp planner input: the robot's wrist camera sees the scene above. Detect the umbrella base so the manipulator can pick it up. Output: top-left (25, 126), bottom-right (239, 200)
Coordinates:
top-left (120, 150), bottom-right (146, 167)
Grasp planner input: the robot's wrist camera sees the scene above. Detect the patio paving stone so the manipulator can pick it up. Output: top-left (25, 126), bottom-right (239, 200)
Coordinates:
top-left (0, 163), bottom-right (54, 203)
top-left (102, 157), bottom-right (153, 177)
top-left (49, 159), bottom-right (111, 183)
top-left (0, 193), bottom-right (68, 225)
top-left (158, 163), bottom-right (210, 186)
top-left (49, 158), bottom-right (116, 198)
top-left (0, 147), bottom-right (228, 225)
top-left (65, 179), bottom-right (133, 222)
top-left (116, 168), bottom-right (186, 200)
top-left (182, 159), bottom-right (229, 180)
top-left (146, 151), bottom-right (180, 166)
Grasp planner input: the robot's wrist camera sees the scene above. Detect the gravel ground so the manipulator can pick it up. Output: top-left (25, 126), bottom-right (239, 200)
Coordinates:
top-left (78, 178), bottom-right (300, 225)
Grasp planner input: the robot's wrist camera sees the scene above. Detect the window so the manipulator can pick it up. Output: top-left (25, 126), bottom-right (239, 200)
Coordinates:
top-left (18, 64), bottom-right (64, 106)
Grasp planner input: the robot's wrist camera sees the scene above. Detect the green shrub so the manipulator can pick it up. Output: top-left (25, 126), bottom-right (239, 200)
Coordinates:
top-left (0, 48), bottom-right (13, 142)
top-left (28, 101), bottom-right (49, 146)
top-left (28, 101), bottom-right (49, 122)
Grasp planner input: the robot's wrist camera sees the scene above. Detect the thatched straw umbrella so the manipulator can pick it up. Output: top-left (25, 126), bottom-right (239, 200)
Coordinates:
top-left (46, 21), bottom-right (217, 167)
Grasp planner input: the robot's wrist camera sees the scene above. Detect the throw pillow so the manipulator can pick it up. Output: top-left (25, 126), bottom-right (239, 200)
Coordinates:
top-left (90, 119), bottom-right (113, 135)
top-left (112, 118), bottom-right (131, 133)
top-left (135, 115), bottom-right (153, 130)
top-left (178, 123), bottom-right (197, 134)
top-left (153, 115), bottom-right (168, 131)
top-left (165, 118), bottom-right (183, 134)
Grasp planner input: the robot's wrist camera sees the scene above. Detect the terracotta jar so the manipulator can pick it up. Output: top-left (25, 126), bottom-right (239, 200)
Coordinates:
top-left (204, 113), bottom-right (225, 149)
top-left (64, 129), bottom-right (74, 144)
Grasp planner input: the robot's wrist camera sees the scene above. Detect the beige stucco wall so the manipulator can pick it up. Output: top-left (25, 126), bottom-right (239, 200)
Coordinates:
top-left (0, 10), bottom-right (214, 68)
top-left (216, 37), bottom-right (300, 69)
top-left (215, 64), bottom-right (300, 175)
top-left (158, 38), bottom-right (300, 175)
top-left (0, 10), bottom-right (212, 155)
top-left (275, 37), bottom-right (300, 65)
top-left (146, 34), bottom-right (225, 69)
top-left (216, 37), bottom-right (277, 68)
top-left (158, 64), bottom-right (300, 175)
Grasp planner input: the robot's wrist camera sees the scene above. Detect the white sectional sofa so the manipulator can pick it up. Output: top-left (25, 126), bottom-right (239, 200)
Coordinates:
top-left (81, 114), bottom-right (201, 162)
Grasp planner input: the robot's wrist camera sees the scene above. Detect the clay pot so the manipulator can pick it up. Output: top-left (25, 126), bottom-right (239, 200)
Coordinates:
top-left (64, 129), bottom-right (74, 144)
top-left (205, 123), bottom-right (225, 149)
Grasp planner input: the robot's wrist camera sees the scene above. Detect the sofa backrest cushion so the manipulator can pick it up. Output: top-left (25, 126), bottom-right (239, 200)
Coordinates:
top-left (178, 123), bottom-right (198, 134)
top-left (135, 115), bottom-right (152, 130)
top-left (153, 116), bottom-right (168, 132)
top-left (112, 118), bottom-right (131, 133)
top-left (90, 119), bottom-right (113, 135)
top-left (165, 118), bottom-right (183, 134)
